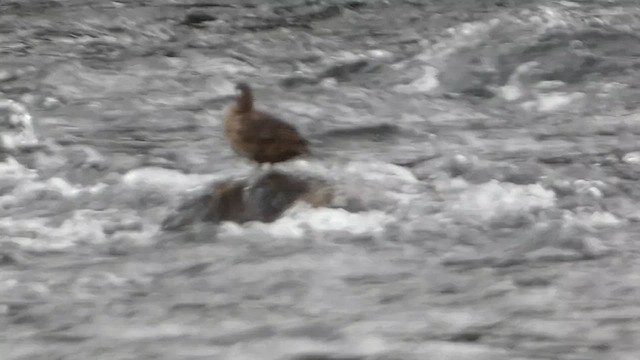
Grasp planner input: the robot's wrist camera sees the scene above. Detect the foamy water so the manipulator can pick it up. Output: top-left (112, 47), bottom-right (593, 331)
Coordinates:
top-left (2, 1), bottom-right (640, 359)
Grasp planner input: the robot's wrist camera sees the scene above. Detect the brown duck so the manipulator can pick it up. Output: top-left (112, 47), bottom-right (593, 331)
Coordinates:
top-left (224, 82), bottom-right (310, 166)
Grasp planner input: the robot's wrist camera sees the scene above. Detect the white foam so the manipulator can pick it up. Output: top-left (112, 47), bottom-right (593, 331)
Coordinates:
top-left (219, 207), bottom-right (393, 241)
top-left (623, 152), bottom-right (640, 164)
top-left (0, 174), bottom-right (106, 209)
top-left (393, 65), bottom-right (440, 94)
top-left (0, 99), bottom-right (38, 151)
top-left (122, 167), bottom-right (220, 192)
top-left (285, 206), bottom-right (391, 233)
top-left (0, 217), bottom-right (79, 251)
top-left (563, 211), bottom-right (623, 229)
top-left (0, 156), bottom-right (38, 181)
top-left (341, 161), bottom-right (419, 186)
top-left (498, 84), bottom-right (524, 102)
top-left (536, 91), bottom-right (585, 112)
top-left (0, 207), bottom-right (157, 251)
top-left (448, 180), bottom-right (556, 225)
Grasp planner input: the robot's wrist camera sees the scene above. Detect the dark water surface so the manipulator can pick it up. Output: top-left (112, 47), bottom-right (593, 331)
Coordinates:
top-left (2, 0), bottom-right (640, 359)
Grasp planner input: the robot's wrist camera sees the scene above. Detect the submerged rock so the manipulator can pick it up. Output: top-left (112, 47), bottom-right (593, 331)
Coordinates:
top-left (182, 11), bottom-right (217, 27)
top-left (161, 170), bottom-right (340, 230)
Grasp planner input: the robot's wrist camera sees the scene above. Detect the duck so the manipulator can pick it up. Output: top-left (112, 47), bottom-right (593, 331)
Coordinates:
top-left (223, 82), bottom-right (310, 168)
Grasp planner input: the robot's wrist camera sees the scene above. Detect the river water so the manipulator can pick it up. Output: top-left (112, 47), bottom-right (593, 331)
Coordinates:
top-left (2, 0), bottom-right (640, 359)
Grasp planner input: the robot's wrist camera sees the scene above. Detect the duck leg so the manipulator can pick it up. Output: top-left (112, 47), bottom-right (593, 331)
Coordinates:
top-left (261, 162), bottom-right (273, 173)
top-left (248, 162), bottom-right (271, 189)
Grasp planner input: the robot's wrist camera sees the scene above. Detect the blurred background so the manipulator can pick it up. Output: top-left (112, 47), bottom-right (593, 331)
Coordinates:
top-left (1, 0), bottom-right (640, 359)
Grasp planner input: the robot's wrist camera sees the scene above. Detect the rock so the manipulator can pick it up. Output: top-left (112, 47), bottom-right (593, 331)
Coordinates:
top-left (289, 355), bottom-right (364, 360)
top-left (501, 163), bottom-right (543, 185)
top-left (446, 154), bottom-right (475, 177)
top-left (0, 251), bottom-right (24, 266)
top-left (244, 172), bottom-right (317, 222)
top-left (319, 59), bottom-right (373, 81)
top-left (161, 170), bottom-right (342, 230)
top-left (182, 11), bottom-right (217, 26)
top-left (280, 75), bottom-right (320, 88)
top-left (160, 191), bottom-right (216, 232)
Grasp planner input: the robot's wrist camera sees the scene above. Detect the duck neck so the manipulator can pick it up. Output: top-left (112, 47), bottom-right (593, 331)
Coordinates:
top-left (236, 87), bottom-right (253, 113)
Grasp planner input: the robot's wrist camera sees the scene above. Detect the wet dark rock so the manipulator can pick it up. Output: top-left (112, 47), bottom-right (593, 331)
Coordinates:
top-left (140, 45), bottom-right (181, 58)
top-left (461, 167), bottom-right (496, 184)
top-left (237, 18), bottom-right (311, 32)
top-left (513, 274), bottom-right (555, 288)
top-left (168, 2), bottom-right (236, 9)
top-left (162, 170), bottom-right (340, 231)
top-left (446, 331), bottom-right (483, 342)
top-left (9, 309), bottom-right (45, 325)
top-left (37, 331), bottom-right (91, 343)
top-left (437, 48), bottom-right (499, 99)
top-left (441, 253), bottom-right (501, 268)
top-left (245, 172), bottom-right (312, 222)
top-left (289, 354), bottom-right (365, 360)
top-left (182, 11), bottom-right (218, 27)
top-left (318, 123), bottom-right (401, 142)
top-left (207, 180), bottom-right (249, 223)
top-left (444, 154), bottom-right (475, 178)
top-left (489, 213), bottom-right (533, 229)
top-left (393, 152), bottom-right (441, 169)
top-left (160, 190), bottom-right (216, 231)
top-left (344, 1), bottom-right (366, 10)
top-left (319, 59), bottom-right (378, 82)
top-left (537, 154), bottom-right (575, 165)
top-left (546, 179), bottom-right (575, 197)
top-left (501, 163), bottom-right (543, 185)
top-left (273, 4), bottom-right (343, 23)
top-left (0, 251), bottom-right (22, 266)
top-left (280, 75), bottom-right (320, 89)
